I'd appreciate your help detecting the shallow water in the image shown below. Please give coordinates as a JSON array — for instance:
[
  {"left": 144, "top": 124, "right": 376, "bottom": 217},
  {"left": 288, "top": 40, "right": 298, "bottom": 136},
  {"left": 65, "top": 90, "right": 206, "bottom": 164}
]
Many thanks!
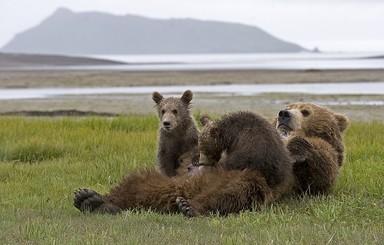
[
  {"left": 91, "top": 53, "right": 384, "bottom": 71},
  {"left": 2, "top": 52, "right": 384, "bottom": 71},
  {"left": 1, "top": 82, "right": 384, "bottom": 100}
]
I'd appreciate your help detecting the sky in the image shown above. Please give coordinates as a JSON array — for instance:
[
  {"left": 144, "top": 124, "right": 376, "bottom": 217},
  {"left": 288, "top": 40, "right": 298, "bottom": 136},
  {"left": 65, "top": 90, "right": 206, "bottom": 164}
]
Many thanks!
[{"left": 1, "top": 0, "right": 384, "bottom": 53}]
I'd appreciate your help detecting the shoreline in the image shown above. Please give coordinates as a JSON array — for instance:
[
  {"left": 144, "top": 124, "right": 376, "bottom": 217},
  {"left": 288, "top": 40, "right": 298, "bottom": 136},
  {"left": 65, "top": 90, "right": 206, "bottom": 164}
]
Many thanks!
[
  {"left": 1, "top": 69, "right": 384, "bottom": 89},
  {"left": 0, "top": 61, "right": 383, "bottom": 121}
]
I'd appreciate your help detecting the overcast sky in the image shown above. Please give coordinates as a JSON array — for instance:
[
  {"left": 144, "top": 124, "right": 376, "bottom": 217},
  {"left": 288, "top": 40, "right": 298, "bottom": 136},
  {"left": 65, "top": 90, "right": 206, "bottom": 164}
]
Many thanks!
[{"left": 1, "top": 0, "right": 384, "bottom": 52}]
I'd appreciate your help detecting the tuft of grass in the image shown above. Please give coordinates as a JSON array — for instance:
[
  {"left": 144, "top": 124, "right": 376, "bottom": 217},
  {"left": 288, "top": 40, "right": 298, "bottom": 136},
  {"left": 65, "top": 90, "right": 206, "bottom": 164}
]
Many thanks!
[{"left": 0, "top": 116, "right": 383, "bottom": 244}]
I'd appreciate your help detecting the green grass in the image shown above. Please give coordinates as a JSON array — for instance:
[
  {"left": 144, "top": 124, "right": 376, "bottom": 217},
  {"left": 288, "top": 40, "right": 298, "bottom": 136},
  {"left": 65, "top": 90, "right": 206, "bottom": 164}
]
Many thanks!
[{"left": 0, "top": 116, "right": 383, "bottom": 244}]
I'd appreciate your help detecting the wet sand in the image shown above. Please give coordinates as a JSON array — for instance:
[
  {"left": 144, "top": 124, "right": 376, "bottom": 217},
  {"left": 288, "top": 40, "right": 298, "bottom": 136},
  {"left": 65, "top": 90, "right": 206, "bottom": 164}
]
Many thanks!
[
  {"left": 1, "top": 69, "right": 384, "bottom": 88},
  {"left": 0, "top": 53, "right": 383, "bottom": 121}
]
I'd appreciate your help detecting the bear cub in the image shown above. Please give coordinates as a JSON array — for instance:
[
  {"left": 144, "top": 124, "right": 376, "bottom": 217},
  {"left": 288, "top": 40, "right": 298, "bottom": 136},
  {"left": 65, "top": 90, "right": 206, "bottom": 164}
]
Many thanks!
[
  {"left": 198, "top": 111, "right": 293, "bottom": 192},
  {"left": 152, "top": 90, "right": 199, "bottom": 176}
]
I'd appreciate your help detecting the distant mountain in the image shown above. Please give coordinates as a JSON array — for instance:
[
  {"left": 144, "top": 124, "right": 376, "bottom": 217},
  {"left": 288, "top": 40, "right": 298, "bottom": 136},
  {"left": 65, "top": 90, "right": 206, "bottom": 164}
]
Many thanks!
[{"left": 2, "top": 8, "right": 307, "bottom": 55}]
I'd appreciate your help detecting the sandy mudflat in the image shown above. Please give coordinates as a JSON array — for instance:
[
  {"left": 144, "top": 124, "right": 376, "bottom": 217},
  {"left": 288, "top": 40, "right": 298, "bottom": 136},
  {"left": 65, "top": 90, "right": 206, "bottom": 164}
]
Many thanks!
[
  {"left": 0, "top": 66, "right": 384, "bottom": 121},
  {"left": 1, "top": 69, "right": 384, "bottom": 88}
]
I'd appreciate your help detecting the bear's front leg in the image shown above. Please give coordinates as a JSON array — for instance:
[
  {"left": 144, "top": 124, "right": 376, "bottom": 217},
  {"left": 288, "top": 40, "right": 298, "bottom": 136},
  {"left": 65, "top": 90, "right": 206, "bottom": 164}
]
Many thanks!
[
  {"left": 286, "top": 136, "right": 339, "bottom": 195},
  {"left": 286, "top": 136, "right": 311, "bottom": 166},
  {"left": 73, "top": 189, "right": 121, "bottom": 214}
]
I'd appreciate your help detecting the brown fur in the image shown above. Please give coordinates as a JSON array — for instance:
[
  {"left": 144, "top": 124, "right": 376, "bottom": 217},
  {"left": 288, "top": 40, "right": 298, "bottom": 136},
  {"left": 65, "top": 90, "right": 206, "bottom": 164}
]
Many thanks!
[
  {"left": 199, "top": 111, "right": 293, "bottom": 190},
  {"left": 73, "top": 110, "right": 292, "bottom": 217},
  {"left": 175, "top": 146, "right": 200, "bottom": 176},
  {"left": 152, "top": 90, "right": 199, "bottom": 176},
  {"left": 275, "top": 102, "right": 349, "bottom": 195},
  {"left": 74, "top": 168, "right": 274, "bottom": 216}
]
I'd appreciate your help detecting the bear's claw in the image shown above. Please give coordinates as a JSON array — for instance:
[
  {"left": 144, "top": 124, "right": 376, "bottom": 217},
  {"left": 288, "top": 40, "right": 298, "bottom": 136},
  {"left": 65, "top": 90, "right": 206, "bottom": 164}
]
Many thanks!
[
  {"left": 73, "top": 188, "right": 104, "bottom": 212},
  {"left": 73, "top": 188, "right": 121, "bottom": 214},
  {"left": 176, "top": 196, "right": 196, "bottom": 217}
]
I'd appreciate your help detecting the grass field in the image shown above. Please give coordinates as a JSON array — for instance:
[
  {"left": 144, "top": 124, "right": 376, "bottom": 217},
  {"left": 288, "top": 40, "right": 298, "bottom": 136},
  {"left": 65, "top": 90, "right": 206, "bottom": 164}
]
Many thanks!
[{"left": 0, "top": 116, "right": 383, "bottom": 244}]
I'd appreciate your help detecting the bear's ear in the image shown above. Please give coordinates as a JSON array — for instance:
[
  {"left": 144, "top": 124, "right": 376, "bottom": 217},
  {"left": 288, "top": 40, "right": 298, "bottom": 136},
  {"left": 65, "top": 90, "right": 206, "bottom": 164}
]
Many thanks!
[
  {"left": 200, "top": 114, "right": 212, "bottom": 126},
  {"left": 181, "top": 90, "right": 193, "bottom": 104},
  {"left": 335, "top": 113, "right": 349, "bottom": 132},
  {"left": 152, "top": 91, "right": 163, "bottom": 104},
  {"left": 209, "top": 124, "right": 220, "bottom": 138}
]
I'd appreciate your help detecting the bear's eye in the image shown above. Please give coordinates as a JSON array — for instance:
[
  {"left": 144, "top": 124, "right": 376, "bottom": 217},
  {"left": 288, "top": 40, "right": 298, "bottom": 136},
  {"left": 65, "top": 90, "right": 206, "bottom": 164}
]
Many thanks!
[
  {"left": 172, "top": 109, "right": 178, "bottom": 115},
  {"left": 301, "top": 109, "right": 310, "bottom": 117}
]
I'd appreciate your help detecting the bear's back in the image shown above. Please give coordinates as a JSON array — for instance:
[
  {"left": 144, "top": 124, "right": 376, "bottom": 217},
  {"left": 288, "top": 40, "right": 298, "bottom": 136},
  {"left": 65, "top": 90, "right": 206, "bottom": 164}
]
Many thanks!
[{"left": 218, "top": 111, "right": 292, "bottom": 188}]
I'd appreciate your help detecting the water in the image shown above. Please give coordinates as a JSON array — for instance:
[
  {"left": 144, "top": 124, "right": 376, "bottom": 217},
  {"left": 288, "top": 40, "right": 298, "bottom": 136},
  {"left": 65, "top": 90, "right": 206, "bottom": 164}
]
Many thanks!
[
  {"left": 1, "top": 82, "right": 384, "bottom": 100},
  {"left": 90, "top": 52, "right": 384, "bottom": 70},
  {"left": 2, "top": 52, "right": 384, "bottom": 71}
]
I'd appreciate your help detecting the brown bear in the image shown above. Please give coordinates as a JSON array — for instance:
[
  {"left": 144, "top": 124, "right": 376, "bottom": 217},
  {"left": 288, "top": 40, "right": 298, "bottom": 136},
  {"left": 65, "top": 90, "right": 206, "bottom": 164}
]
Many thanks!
[
  {"left": 197, "top": 111, "right": 293, "bottom": 194},
  {"left": 74, "top": 168, "right": 272, "bottom": 216},
  {"left": 73, "top": 111, "right": 292, "bottom": 217},
  {"left": 275, "top": 102, "right": 349, "bottom": 195},
  {"left": 152, "top": 90, "right": 199, "bottom": 177},
  {"left": 175, "top": 148, "right": 201, "bottom": 176}
]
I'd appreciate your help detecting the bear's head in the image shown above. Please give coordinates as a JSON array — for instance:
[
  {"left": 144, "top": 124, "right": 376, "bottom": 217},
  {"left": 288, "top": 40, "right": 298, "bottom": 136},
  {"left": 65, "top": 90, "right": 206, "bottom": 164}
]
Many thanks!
[
  {"left": 276, "top": 102, "right": 349, "bottom": 164},
  {"left": 175, "top": 147, "right": 200, "bottom": 176},
  {"left": 198, "top": 114, "right": 224, "bottom": 166},
  {"left": 152, "top": 90, "right": 193, "bottom": 133}
]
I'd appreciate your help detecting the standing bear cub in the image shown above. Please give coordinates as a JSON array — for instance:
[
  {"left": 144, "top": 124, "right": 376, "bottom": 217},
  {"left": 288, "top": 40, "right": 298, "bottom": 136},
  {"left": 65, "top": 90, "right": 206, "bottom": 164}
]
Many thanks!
[
  {"left": 276, "top": 102, "right": 349, "bottom": 195},
  {"left": 152, "top": 90, "right": 199, "bottom": 176}
]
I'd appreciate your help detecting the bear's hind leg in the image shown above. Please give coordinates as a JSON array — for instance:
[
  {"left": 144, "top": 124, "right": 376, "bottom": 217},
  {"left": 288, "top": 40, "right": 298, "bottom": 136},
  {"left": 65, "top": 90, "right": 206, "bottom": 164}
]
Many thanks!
[
  {"left": 182, "top": 170, "right": 273, "bottom": 216},
  {"left": 73, "top": 189, "right": 121, "bottom": 214},
  {"left": 176, "top": 196, "right": 196, "bottom": 217}
]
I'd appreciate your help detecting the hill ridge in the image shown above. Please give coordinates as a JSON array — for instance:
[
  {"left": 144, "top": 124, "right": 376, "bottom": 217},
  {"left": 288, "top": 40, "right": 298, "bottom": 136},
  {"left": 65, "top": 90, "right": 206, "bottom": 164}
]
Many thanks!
[{"left": 2, "top": 8, "right": 307, "bottom": 55}]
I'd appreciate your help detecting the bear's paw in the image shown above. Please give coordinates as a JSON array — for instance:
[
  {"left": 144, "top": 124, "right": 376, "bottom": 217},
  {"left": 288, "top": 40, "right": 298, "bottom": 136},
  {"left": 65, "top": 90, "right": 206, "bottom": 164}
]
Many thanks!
[
  {"left": 176, "top": 196, "right": 196, "bottom": 217},
  {"left": 73, "top": 188, "right": 120, "bottom": 214}
]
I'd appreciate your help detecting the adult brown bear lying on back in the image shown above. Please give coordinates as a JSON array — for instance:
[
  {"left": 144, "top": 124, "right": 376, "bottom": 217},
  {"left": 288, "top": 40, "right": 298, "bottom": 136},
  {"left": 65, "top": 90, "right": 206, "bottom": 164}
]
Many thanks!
[
  {"left": 73, "top": 111, "right": 293, "bottom": 217},
  {"left": 275, "top": 102, "right": 349, "bottom": 195}
]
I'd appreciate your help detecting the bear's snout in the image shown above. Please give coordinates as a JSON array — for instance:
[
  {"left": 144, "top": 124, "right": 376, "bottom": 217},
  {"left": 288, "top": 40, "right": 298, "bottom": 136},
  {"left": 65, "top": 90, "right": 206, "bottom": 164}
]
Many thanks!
[
  {"left": 277, "top": 109, "right": 295, "bottom": 135},
  {"left": 163, "top": 120, "right": 171, "bottom": 128},
  {"left": 278, "top": 110, "right": 291, "bottom": 123}
]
